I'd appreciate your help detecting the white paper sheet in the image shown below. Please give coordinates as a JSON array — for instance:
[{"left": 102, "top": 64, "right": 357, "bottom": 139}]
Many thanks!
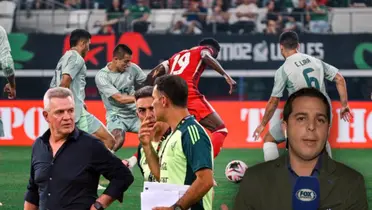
[
  {"left": 141, "top": 191, "right": 180, "bottom": 210},
  {"left": 141, "top": 182, "right": 191, "bottom": 210},
  {"left": 143, "top": 181, "right": 190, "bottom": 194}
]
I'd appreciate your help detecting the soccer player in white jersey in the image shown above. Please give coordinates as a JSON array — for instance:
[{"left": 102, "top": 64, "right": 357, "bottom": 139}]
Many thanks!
[
  {"left": 0, "top": 25, "right": 16, "bottom": 136},
  {"left": 253, "top": 31, "right": 352, "bottom": 162},
  {"left": 95, "top": 44, "right": 147, "bottom": 152},
  {"left": 50, "top": 29, "right": 115, "bottom": 151}
]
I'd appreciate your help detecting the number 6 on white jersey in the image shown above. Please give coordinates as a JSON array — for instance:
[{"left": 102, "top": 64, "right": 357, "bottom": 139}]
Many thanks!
[{"left": 170, "top": 52, "right": 191, "bottom": 75}]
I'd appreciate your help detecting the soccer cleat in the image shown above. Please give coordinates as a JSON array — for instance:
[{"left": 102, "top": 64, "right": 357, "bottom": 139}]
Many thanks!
[
  {"left": 122, "top": 159, "right": 130, "bottom": 167},
  {"left": 97, "top": 184, "right": 106, "bottom": 190}
]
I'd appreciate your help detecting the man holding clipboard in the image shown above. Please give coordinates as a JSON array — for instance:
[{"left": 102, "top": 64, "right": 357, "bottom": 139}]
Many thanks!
[{"left": 139, "top": 75, "right": 214, "bottom": 210}]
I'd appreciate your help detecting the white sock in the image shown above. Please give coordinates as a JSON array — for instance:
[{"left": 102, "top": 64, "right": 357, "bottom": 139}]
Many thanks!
[
  {"left": 325, "top": 141, "right": 332, "bottom": 158},
  {"left": 127, "top": 156, "right": 138, "bottom": 168},
  {"left": 263, "top": 142, "right": 279, "bottom": 162}
]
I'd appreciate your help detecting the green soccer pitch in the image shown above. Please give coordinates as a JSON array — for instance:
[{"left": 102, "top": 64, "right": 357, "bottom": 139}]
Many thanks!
[{"left": 0, "top": 147, "right": 371, "bottom": 209}]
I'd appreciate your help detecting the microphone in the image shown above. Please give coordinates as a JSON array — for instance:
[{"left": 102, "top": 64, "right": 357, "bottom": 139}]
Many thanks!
[{"left": 292, "top": 176, "right": 320, "bottom": 210}]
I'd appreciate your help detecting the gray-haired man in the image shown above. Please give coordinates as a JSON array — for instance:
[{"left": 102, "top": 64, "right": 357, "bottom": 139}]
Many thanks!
[{"left": 24, "top": 87, "right": 134, "bottom": 210}]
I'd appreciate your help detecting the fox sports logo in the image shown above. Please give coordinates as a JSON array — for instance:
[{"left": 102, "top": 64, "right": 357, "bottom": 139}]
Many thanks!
[{"left": 295, "top": 189, "right": 317, "bottom": 202}]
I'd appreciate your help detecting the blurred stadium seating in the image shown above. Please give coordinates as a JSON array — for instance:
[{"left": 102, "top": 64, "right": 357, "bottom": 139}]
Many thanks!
[
  {"left": 0, "top": 1, "right": 372, "bottom": 209},
  {"left": 10, "top": 7, "right": 372, "bottom": 34},
  {"left": 8, "top": 0, "right": 372, "bottom": 34}
]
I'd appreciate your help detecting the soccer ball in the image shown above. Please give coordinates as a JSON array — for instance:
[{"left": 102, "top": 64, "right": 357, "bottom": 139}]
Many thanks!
[{"left": 225, "top": 160, "right": 248, "bottom": 183}]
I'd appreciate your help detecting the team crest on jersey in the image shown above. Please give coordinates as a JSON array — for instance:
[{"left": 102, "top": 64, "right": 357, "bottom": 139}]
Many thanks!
[
  {"left": 120, "top": 87, "right": 130, "bottom": 94},
  {"left": 171, "top": 141, "right": 177, "bottom": 151},
  {"left": 161, "top": 162, "right": 167, "bottom": 170},
  {"left": 111, "top": 115, "right": 118, "bottom": 122}
]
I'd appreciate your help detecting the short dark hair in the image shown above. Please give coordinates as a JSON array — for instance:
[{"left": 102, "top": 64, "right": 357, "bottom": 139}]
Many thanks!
[
  {"left": 113, "top": 44, "right": 132, "bottom": 59},
  {"left": 279, "top": 31, "right": 299, "bottom": 50},
  {"left": 283, "top": 87, "right": 331, "bottom": 123},
  {"left": 199, "top": 38, "right": 221, "bottom": 52},
  {"left": 69, "top": 29, "right": 91, "bottom": 48},
  {"left": 154, "top": 75, "right": 188, "bottom": 108},
  {"left": 134, "top": 86, "right": 154, "bottom": 101}
]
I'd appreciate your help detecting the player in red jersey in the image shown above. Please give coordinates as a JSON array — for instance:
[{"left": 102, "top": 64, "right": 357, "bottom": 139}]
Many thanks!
[{"left": 146, "top": 38, "right": 237, "bottom": 159}]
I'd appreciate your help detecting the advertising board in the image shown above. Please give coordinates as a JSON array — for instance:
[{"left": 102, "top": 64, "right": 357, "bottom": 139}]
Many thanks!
[{"left": 0, "top": 101, "right": 371, "bottom": 148}]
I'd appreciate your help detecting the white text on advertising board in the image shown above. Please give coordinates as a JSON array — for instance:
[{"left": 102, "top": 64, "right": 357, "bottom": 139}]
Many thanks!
[
  {"left": 336, "top": 108, "right": 372, "bottom": 143},
  {"left": 1, "top": 106, "right": 372, "bottom": 145},
  {"left": 240, "top": 108, "right": 372, "bottom": 144},
  {"left": 218, "top": 42, "right": 324, "bottom": 62},
  {"left": 0, "top": 107, "right": 48, "bottom": 140}
]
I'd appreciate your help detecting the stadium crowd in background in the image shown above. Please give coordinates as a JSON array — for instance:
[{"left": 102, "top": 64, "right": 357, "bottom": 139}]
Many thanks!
[
  {"left": 24, "top": 0, "right": 372, "bottom": 10},
  {"left": 22, "top": 0, "right": 372, "bottom": 34}
]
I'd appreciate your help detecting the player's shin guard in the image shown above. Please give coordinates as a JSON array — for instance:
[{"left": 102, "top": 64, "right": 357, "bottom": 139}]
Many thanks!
[
  {"left": 263, "top": 142, "right": 279, "bottom": 162},
  {"left": 325, "top": 140, "right": 332, "bottom": 158},
  {"left": 211, "top": 126, "right": 228, "bottom": 158}
]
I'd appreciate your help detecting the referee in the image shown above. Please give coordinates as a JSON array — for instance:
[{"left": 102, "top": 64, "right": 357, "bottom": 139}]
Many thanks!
[{"left": 139, "top": 75, "right": 214, "bottom": 210}]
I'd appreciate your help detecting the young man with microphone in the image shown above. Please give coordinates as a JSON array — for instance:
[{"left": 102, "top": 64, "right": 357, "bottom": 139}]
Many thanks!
[{"left": 225, "top": 88, "right": 368, "bottom": 210}]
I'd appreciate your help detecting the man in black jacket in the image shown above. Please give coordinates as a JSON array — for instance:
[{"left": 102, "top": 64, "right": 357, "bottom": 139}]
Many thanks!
[{"left": 24, "top": 87, "right": 134, "bottom": 210}]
